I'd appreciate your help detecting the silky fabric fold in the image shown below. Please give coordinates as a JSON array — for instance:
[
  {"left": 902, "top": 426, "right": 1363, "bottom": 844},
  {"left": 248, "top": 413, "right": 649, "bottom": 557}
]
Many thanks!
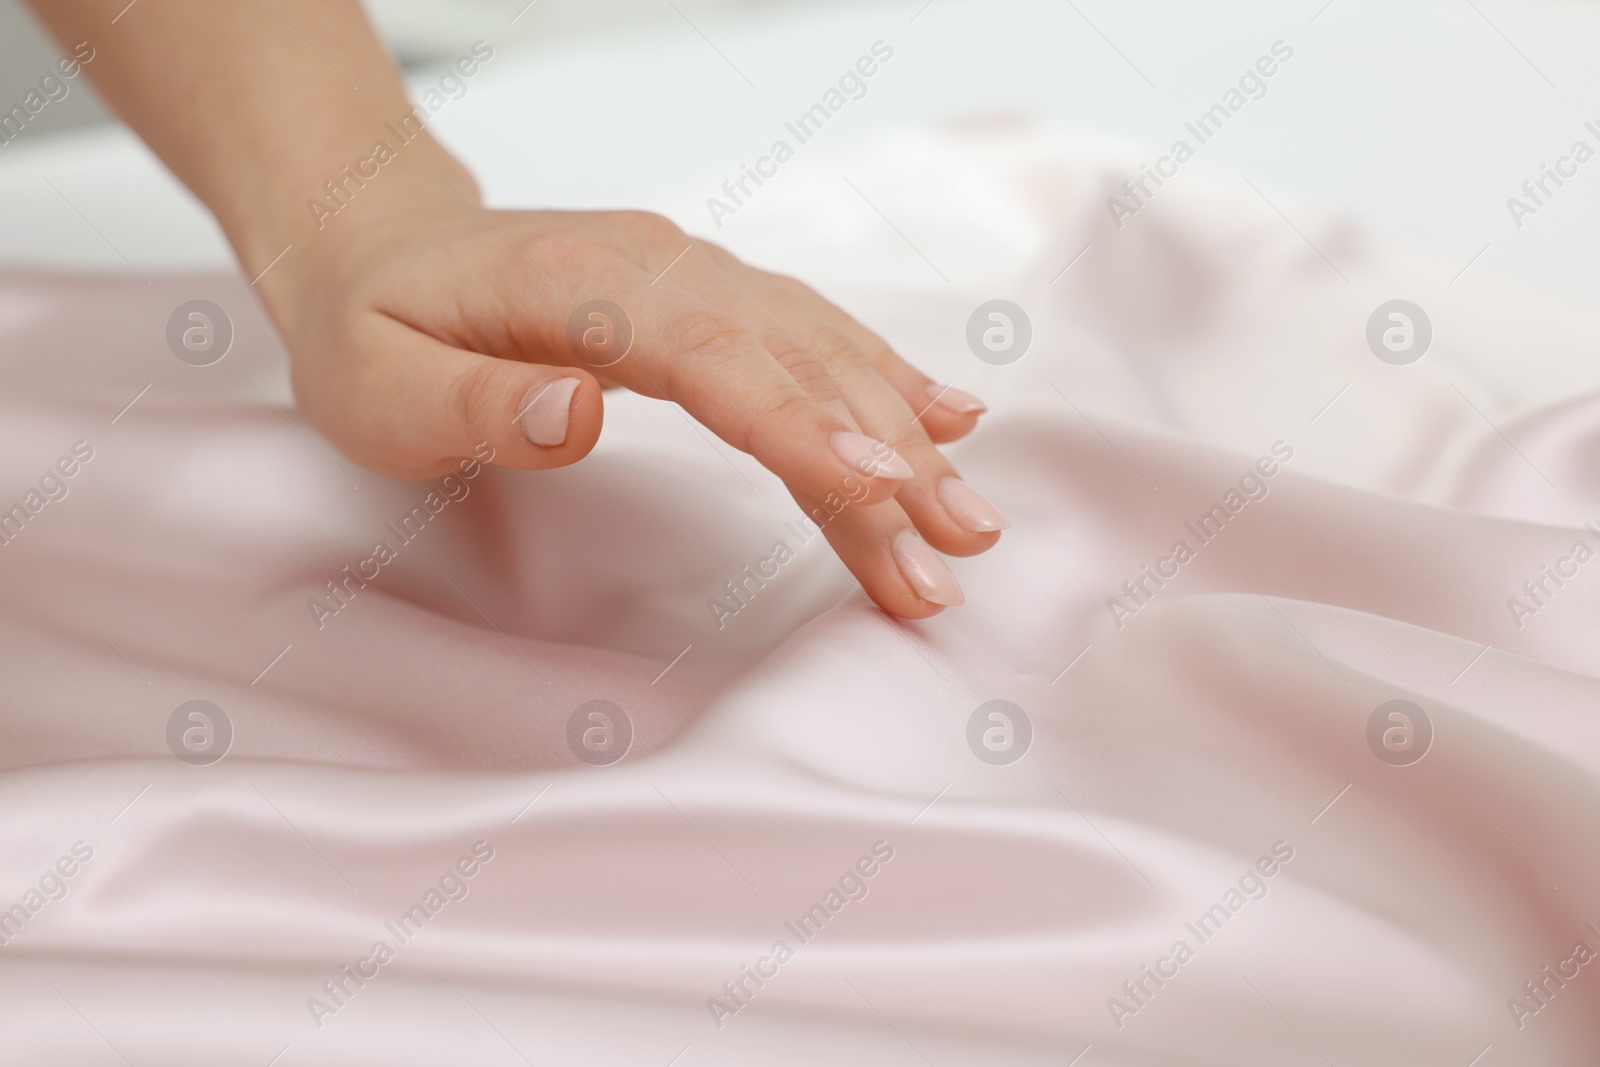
[{"left": 0, "top": 118, "right": 1597, "bottom": 1065}]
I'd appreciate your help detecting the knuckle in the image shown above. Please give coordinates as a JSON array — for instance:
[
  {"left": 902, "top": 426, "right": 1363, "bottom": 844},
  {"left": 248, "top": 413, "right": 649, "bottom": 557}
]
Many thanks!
[
  {"left": 778, "top": 351, "right": 843, "bottom": 405},
  {"left": 781, "top": 276, "right": 823, "bottom": 304},
  {"left": 618, "top": 210, "right": 683, "bottom": 247},
  {"left": 698, "top": 240, "right": 742, "bottom": 270},
  {"left": 669, "top": 310, "right": 753, "bottom": 363},
  {"left": 445, "top": 359, "right": 502, "bottom": 433},
  {"left": 807, "top": 325, "right": 861, "bottom": 367},
  {"left": 754, "top": 390, "right": 819, "bottom": 435},
  {"left": 886, "top": 418, "right": 930, "bottom": 454},
  {"left": 518, "top": 228, "right": 585, "bottom": 266}
]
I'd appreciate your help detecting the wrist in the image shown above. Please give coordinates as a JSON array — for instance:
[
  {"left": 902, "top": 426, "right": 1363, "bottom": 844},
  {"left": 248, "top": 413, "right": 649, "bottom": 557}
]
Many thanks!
[{"left": 232, "top": 133, "right": 481, "bottom": 336}]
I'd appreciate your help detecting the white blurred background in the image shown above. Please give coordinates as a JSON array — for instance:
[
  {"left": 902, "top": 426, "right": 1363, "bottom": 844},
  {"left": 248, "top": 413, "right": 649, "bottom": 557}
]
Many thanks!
[
  {"left": 3, "top": 0, "right": 1600, "bottom": 308},
  {"left": 0, "top": 0, "right": 818, "bottom": 132}
]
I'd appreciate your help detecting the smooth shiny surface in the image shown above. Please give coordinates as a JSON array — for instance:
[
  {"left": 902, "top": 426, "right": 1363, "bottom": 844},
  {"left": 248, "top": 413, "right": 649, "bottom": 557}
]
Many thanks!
[
  {"left": 3, "top": 120, "right": 1600, "bottom": 1064},
  {"left": 927, "top": 382, "right": 988, "bottom": 415},
  {"left": 890, "top": 528, "right": 966, "bottom": 605},
  {"left": 829, "top": 430, "right": 913, "bottom": 480},
  {"left": 936, "top": 476, "right": 1009, "bottom": 532},
  {"left": 519, "top": 376, "right": 581, "bottom": 446}
]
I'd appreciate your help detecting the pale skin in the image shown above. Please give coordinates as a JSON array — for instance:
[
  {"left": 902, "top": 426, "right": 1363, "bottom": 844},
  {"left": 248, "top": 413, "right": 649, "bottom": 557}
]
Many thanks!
[{"left": 25, "top": 0, "right": 1007, "bottom": 618}]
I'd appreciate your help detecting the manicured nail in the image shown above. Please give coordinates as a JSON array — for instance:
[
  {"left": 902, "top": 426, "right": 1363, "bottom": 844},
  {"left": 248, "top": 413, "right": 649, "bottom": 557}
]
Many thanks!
[
  {"left": 831, "top": 431, "right": 913, "bottom": 480},
  {"left": 926, "top": 383, "right": 987, "bottom": 415},
  {"left": 891, "top": 529, "right": 965, "bottom": 606},
  {"left": 937, "top": 477, "right": 1009, "bottom": 532},
  {"left": 520, "top": 377, "right": 582, "bottom": 446}
]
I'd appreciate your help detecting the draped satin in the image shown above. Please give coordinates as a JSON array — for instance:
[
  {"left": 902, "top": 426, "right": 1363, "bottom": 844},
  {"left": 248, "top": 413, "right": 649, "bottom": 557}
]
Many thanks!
[{"left": 2, "top": 118, "right": 1598, "bottom": 1065}]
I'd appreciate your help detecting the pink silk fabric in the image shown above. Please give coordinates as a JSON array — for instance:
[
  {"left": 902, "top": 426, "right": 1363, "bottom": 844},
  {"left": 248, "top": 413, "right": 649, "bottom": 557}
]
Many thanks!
[{"left": 2, "top": 120, "right": 1599, "bottom": 1064}]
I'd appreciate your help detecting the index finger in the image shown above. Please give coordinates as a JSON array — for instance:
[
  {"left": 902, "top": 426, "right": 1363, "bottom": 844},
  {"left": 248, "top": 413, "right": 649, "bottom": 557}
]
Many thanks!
[{"left": 567, "top": 280, "right": 916, "bottom": 506}]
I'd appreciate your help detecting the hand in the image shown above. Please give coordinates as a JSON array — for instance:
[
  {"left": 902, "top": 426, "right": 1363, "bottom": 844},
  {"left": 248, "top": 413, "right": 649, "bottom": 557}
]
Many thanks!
[
  {"left": 18, "top": 0, "right": 1005, "bottom": 620},
  {"left": 264, "top": 186, "right": 1009, "bottom": 619}
]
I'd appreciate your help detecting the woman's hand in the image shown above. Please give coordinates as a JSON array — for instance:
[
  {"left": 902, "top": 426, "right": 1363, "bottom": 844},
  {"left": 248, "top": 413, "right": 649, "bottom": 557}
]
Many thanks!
[
  {"left": 267, "top": 188, "right": 1008, "bottom": 618},
  {"left": 22, "top": 0, "right": 1007, "bottom": 618}
]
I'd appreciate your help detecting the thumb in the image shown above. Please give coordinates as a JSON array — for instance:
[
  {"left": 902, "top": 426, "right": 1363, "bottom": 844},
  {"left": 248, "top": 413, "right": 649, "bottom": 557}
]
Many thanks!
[{"left": 301, "top": 317, "right": 603, "bottom": 479}]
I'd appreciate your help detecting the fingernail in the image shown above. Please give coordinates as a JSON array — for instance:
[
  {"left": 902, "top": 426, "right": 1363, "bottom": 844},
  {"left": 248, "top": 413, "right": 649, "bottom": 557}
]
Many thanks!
[
  {"left": 891, "top": 529, "right": 965, "bottom": 606},
  {"left": 937, "top": 477, "right": 1009, "bottom": 532},
  {"left": 830, "top": 431, "right": 913, "bottom": 480},
  {"left": 520, "top": 377, "right": 582, "bottom": 447},
  {"left": 926, "top": 383, "right": 987, "bottom": 415}
]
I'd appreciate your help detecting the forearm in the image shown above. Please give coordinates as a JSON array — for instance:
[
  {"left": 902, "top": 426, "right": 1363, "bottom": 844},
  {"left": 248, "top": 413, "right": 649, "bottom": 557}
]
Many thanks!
[{"left": 21, "top": 0, "right": 475, "bottom": 291}]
